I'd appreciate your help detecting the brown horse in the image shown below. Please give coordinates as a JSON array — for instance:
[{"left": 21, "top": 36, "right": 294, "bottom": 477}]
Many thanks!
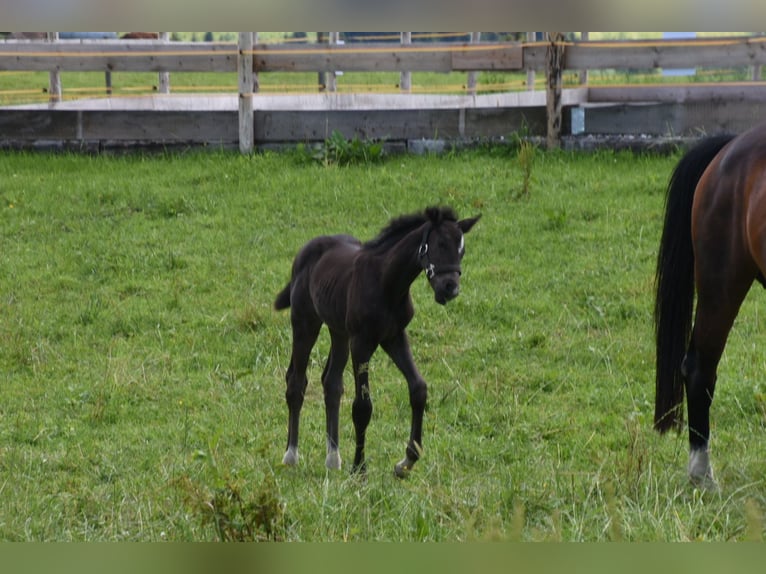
[
  {"left": 654, "top": 123, "right": 766, "bottom": 489},
  {"left": 275, "top": 206, "right": 479, "bottom": 477}
]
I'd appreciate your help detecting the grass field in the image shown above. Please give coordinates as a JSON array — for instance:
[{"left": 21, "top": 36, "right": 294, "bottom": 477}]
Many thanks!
[{"left": 1, "top": 146, "right": 766, "bottom": 541}]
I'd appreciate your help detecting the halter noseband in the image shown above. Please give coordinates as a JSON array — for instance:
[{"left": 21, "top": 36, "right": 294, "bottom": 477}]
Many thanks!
[{"left": 417, "top": 223, "right": 463, "bottom": 279}]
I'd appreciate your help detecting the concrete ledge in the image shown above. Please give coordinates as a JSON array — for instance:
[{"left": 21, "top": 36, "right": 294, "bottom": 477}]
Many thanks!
[{"left": 4, "top": 89, "right": 589, "bottom": 112}]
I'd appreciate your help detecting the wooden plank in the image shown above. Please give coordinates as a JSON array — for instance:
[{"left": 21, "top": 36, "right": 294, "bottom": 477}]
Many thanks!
[
  {"left": 681, "top": 101, "right": 766, "bottom": 134},
  {"left": 254, "top": 109, "right": 462, "bottom": 142},
  {"left": 0, "top": 110, "right": 236, "bottom": 142},
  {"left": 0, "top": 40, "right": 524, "bottom": 74},
  {"left": 520, "top": 36, "right": 766, "bottom": 71},
  {"left": 0, "top": 41, "right": 238, "bottom": 72},
  {"left": 564, "top": 36, "right": 766, "bottom": 70},
  {"left": 463, "top": 107, "right": 547, "bottom": 137},
  {"left": 254, "top": 42, "right": 454, "bottom": 72},
  {"left": 3, "top": 37, "right": 766, "bottom": 75},
  {"left": 0, "top": 110, "right": 79, "bottom": 138},
  {"left": 588, "top": 83, "right": 766, "bottom": 103},
  {"left": 580, "top": 104, "right": 684, "bottom": 136},
  {"left": 452, "top": 44, "right": 522, "bottom": 71},
  {"left": 254, "top": 106, "right": 552, "bottom": 142},
  {"left": 80, "top": 111, "right": 237, "bottom": 141},
  {"left": 579, "top": 100, "right": 766, "bottom": 136}
]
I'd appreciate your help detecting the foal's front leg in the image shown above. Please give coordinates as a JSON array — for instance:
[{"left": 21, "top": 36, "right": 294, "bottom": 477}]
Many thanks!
[{"left": 382, "top": 332, "right": 427, "bottom": 478}]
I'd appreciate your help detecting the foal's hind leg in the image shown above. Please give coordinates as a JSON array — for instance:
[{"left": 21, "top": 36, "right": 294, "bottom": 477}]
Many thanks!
[
  {"left": 322, "top": 330, "right": 349, "bottom": 470},
  {"left": 684, "top": 272, "right": 753, "bottom": 489},
  {"left": 350, "top": 336, "right": 377, "bottom": 473},
  {"left": 283, "top": 314, "right": 322, "bottom": 467}
]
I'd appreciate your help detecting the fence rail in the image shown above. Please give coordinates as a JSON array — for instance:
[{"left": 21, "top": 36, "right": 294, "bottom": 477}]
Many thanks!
[
  {"left": 3, "top": 36, "right": 765, "bottom": 72},
  {"left": 1, "top": 34, "right": 766, "bottom": 152},
  {"left": 0, "top": 40, "right": 524, "bottom": 73}
]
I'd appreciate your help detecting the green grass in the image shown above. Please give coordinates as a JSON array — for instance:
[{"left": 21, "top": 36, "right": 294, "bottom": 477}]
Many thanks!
[{"left": 1, "top": 147, "right": 765, "bottom": 541}]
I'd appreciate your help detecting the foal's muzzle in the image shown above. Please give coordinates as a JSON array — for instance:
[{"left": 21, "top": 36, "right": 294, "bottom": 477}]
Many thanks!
[{"left": 432, "top": 272, "right": 461, "bottom": 305}]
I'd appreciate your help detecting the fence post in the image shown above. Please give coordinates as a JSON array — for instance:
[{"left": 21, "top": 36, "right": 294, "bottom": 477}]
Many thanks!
[
  {"left": 467, "top": 32, "right": 481, "bottom": 95},
  {"left": 317, "top": 32, "right": 327, "bottom": 91},
  {"left": 579, "top": 32, "right": 589, "bottom": 85},
  {"left": 253, "top": 32, "right": 260, "bottom": 93},
  {"left": 46, "top": 32, "right": 62, "bottom": 105},
  {"left": 327, "top": 32, "right": 339, "bottom": 92},
  {"left": 238, "top": 32, "right": 254, "bottom": 154},
  {"left": 526, "top": 32, "right": 536, "bottom": 90},
  {"left": 400, "top": 32, "right": 412, "bottom": 93},
  {"left": 159, "top": 32, "right": 171, "bottom": 94},
  {"left": 546, "top": 32, "right": 565, "bottom": 150}
]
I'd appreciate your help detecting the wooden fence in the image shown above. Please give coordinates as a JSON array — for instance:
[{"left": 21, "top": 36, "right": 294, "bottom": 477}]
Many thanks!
[{"left": 1, "top": 33, "right": 766, "bottom": 153}]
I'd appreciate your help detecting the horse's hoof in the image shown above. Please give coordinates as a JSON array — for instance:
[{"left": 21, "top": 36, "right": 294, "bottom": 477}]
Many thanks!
[
  {"left": 690, "top": 473, "right": 719, "bottom": 493},
  {"left": 688, "top": 448, "right": 717, "bottom": 492},
  {"left": 325, "top": 451, "right": 342, "bottom": 470},
  {"left": 282, "top": 447, "right": 299, "bottom": 466}
]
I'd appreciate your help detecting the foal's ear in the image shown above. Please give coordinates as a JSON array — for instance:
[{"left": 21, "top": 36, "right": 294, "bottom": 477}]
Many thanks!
[{"left": 458, "top": 214, "right": 481, "bottom": 234}]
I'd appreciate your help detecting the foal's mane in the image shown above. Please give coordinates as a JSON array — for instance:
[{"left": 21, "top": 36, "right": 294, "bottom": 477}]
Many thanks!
[{"left": 363, "top": 206, "right": 458, "bottom": 253}]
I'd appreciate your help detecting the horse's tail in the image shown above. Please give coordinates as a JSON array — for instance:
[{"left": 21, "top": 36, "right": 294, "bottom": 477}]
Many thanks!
[
  {"left": 274, "top": 282, "right": 291, "bottom": 310},
  {"left": 654, "top": 134, "right": 734, "bottom": 433}
]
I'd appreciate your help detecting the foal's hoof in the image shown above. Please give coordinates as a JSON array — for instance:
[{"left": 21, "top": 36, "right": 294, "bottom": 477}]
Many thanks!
[
  {"left": 394, "top": 457, "right": 415, "bottom": 479},
  {"left": 325, "top": 451, "right": 342, "bottom": 470},
  {"left": 282, "top": 447, "right": 299, "bottom": 466}
]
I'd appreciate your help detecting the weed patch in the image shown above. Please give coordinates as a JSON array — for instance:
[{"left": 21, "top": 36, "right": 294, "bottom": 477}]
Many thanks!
[{"left": 297, "top": 130, "right": 386, "bottom": 166}]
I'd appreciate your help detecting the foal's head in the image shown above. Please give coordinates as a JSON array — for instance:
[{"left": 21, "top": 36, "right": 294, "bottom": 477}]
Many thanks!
[{"left": 418, "top": 207, "right": 480, "bottom": 305}]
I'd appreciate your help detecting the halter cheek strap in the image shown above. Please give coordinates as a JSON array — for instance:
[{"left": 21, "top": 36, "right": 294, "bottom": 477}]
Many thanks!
[{"left": 417, "top": 224, "right": 462, "bottom": 279}]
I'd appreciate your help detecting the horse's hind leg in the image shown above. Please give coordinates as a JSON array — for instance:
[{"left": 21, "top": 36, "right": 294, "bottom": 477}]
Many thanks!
[
  {"left": 283, "top": 314, "right": 322, "bottom": 467},
  {"left": 322, "top": 330, "right": 349, "bottom": 470},
  {"left": 684, "top": 273, "right": 752, "bottom": 489}
]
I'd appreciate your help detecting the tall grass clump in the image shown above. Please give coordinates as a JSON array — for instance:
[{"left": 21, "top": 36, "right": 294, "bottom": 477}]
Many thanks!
[
  {"left": 297, "top": 130, "right": 386, "bottom": 166},
  {"left": 516, "top": 140, "right": 536, "bottom": 199}
]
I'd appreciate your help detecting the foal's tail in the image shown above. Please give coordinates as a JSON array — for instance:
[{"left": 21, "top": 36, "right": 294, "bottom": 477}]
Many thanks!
[
  {"left": 654, "top": 134, "right": 734, "bottom": 433},
  {"left": 274, "top": 283, "right": 291, "bottom": 310},
  {"left": 274, "top": 234, "right": 353, "bottom": 312}
]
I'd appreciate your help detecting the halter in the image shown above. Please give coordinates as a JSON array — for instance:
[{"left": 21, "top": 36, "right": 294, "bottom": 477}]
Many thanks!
[{"left": 417, "top": 223, "right": 463, "bottom": 279}]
